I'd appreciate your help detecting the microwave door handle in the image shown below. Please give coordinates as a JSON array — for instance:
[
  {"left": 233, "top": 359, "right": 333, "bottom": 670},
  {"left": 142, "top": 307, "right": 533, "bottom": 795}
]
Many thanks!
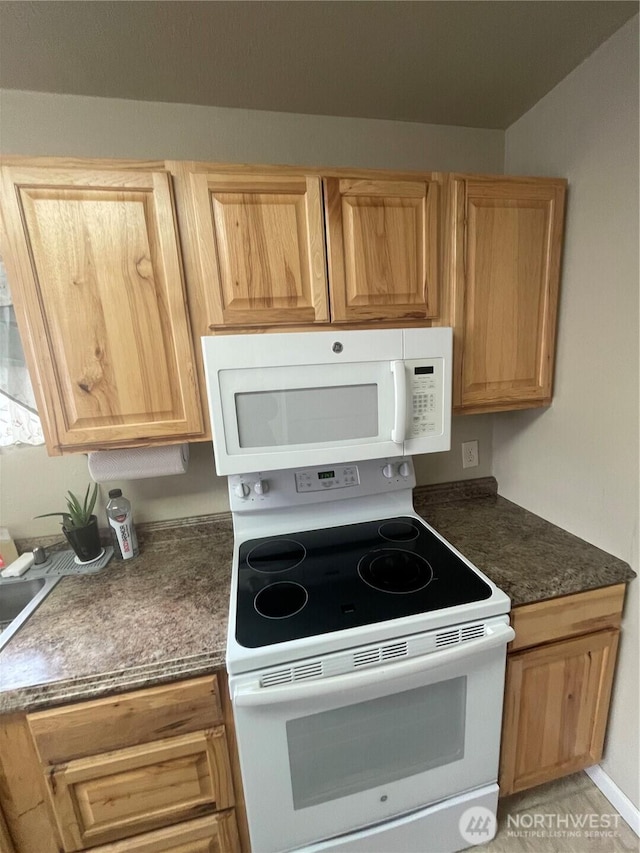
[
  {"left": 233, "top": 622, "right": 515, "bottom": 708},
  {"left": 391, "top": 360, "right": 407, "bottom": 444}
]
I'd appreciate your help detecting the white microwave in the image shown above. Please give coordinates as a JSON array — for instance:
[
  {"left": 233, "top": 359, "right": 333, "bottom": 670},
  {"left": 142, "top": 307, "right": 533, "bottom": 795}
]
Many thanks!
[{"left": 202, "top": 327, "right": 452, "bottom": 475}]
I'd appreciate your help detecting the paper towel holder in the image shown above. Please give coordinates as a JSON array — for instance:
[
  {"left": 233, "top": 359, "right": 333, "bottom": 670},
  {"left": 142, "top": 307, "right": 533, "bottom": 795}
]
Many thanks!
[{"left": 87, "top": 443, "right": 190, "bottom": 483}]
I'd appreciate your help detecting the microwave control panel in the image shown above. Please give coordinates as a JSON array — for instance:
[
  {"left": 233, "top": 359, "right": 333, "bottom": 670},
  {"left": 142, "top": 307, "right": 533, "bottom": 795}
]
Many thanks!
[{"left": 406, "top": 358, "right": 444, "bottom": 438}]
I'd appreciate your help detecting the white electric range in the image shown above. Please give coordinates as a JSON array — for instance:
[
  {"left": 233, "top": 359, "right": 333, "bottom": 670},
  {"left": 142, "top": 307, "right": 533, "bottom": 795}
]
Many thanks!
[{"left": 224, "top": 457, "right": 513, "bottom": 853}]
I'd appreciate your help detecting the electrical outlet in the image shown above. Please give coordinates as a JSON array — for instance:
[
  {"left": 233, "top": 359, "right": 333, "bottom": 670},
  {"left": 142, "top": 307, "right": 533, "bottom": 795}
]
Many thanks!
[{"left": 462, "top": 440, "right": 479, "bottom": 469}]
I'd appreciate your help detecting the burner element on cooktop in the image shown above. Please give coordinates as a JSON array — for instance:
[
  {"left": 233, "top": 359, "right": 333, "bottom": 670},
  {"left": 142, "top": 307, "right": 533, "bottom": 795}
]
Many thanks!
[
  {"left": 254, "top": 582, "right": 309, "bottom": 619},
  {"left": 378, "top": 520, "right": 421, "bottom": 542},
  {"left": 247, "top": 539, "right": 306, "bottom": 573},
  {"left": 358, "top": 549, "right": 433, "bottom": 594}
]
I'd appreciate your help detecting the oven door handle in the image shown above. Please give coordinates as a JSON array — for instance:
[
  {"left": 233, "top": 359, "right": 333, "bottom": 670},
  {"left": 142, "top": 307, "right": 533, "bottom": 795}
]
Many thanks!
[
  {"left": 390, "top": 360, "right": 407, "bottom": 444},
  {"left": 233, "top": 622, "right": 515, "bottom": 707}
]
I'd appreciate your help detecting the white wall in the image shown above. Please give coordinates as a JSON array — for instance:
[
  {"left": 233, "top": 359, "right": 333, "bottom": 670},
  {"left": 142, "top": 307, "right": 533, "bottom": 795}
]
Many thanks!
[
  {"left": 495, "top": 16, "right": 639, "bottom": 808},
  {"left": 0, "top": 91, "right": 503, "bottom": 537}
]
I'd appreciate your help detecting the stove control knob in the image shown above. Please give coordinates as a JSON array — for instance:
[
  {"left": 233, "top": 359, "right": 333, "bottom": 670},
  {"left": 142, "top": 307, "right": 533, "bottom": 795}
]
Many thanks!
[
  {"left": 254, "top": 479, "right": 268, "bottom": 495},
  {"left": 234, "top": 482, "right": 250, "bottom": 499},
  {"left": 398, "top": 462, "right": 411, "bottom": 478},
  {"left": 382, "top": 463, "right": 396, "bottom": 479}
]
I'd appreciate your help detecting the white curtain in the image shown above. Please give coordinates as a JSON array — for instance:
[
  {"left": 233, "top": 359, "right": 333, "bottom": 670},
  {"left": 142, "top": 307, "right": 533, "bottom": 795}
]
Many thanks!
[{"left": 0, "top": 258, "right": 44, "bottom": 447}]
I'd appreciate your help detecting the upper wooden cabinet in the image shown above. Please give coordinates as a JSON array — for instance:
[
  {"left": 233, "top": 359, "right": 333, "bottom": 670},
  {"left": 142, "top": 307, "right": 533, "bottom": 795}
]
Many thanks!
[
  {"left": 0, "top": 158, "right": 569, "bottom": 454},
  {"left": 324, "top": 177, "right": 440, "bottom": 323},
  {"left": 174, "top": 164, "right": 442, "bottom": 332},
  {"left": 181, "top": 167, "right": 329, "bottom": 328},
  {"left": 446, "top": 176, "right": 566, "bottom": 414},
  {"left": 0, "top": 163, "right": 204, "bottom": 454}
]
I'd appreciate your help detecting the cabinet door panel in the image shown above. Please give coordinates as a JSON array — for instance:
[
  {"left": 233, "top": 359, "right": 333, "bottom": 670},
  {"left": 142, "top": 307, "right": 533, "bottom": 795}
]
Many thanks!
[
  {"left": 188, "top": 172, "right": 328, "bottom": 327},
  {"left": 449, "top": 177, "right": 566, "bottom": 412},
  {"left": 48, "top": 728, "right": 234, "bottom": 850},
  {"left": 499, "top": 628, "right": 619, "bottom": 796},
  {"left": 325, "top": 177, "right": 440, "bottom": 323},
  {"left": 0, "top": 166, "right": 203, "bottom": 451}
]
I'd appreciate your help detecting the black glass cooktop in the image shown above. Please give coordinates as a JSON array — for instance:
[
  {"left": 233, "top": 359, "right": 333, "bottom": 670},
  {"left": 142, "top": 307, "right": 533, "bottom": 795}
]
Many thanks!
[{"left": 235, "top": 516, "right": 492, "bottom": 648}]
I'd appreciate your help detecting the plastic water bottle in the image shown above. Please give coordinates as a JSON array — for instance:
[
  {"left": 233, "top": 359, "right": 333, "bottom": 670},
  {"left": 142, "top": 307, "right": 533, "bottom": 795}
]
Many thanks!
[{"left": 106, "top": 489, "right": 139, "bottom": 560}]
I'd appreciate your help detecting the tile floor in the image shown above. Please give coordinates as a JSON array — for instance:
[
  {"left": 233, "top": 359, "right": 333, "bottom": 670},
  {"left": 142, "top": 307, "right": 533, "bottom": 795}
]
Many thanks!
[{"left": 470, "top": 772, "right": 639, "bottom": 852}]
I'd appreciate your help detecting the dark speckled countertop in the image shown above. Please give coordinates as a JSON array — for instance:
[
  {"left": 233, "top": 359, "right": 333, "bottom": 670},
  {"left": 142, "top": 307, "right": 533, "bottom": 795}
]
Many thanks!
[
  {"left": 0, "top": 478, "right": 634, "bottom": 714},
  {"left": 413, "top": 479, "right": 634, "bottom": 605}
]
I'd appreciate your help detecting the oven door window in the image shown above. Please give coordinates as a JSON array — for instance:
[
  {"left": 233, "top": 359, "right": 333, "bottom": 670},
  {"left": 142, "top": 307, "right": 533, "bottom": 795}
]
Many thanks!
[{"left": 286, "top": 676, "right": 466, "bottom": 810}]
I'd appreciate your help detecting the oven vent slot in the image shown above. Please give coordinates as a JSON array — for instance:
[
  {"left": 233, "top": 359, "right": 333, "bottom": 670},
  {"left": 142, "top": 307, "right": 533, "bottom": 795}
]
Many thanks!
[
  {"left": 353, "top": 649, "right": 381, "bottom": 667},
  {"left": 353, "top": 640, "right": 408, "bottom": 668},
  {"left": 435, "top": 629, "right": 461, "bottom": 648},
  {"left": 259, "top": 661, "right": 323, "bottom": 688},
  {"left": 293, "top": 661, "right": 324, "bottom": 680},
  {"left": 381, "top": 641, "right": 408, "bottom": 660},
  {"left": 260, "top": 669, "right": 293, "bottom": 687},
  {"left": 435, "top": 623, "right": 486, "bottom": 649},
  {"left": 461, "top": 624, "right": 485, "bottom": 641}
]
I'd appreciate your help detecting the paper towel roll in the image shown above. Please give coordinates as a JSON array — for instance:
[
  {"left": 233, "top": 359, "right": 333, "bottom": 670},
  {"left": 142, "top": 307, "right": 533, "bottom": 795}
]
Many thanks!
[{"left": 88, "top": 444, "right": 190, "bottom": 483}]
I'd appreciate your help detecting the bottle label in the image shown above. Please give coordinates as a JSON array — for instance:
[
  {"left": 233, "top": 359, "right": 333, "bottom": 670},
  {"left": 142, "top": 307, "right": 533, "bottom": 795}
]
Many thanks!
[{"left": 108, "top": 514, "right": 136, "bottom": 560}]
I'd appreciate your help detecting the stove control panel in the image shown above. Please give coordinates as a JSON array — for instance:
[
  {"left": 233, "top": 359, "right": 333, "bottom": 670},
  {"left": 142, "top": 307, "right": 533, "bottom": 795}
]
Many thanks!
[
  {"left": 228, "top": 458, "right": 417, "bottom": 518},
  {"left": 295, "top": 465, "right": 360, "bottom": 492}
]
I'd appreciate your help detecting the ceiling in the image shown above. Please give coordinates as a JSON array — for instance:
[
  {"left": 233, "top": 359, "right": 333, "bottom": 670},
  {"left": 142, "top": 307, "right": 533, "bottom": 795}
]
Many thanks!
[{"left": 0, "top": 1, "right": 637, "bottom": 130}]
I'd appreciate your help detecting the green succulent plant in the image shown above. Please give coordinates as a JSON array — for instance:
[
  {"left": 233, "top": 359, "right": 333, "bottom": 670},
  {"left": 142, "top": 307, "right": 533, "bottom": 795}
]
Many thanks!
[{"left": 36, "top": 483, "right": 99, "bottom": 530}]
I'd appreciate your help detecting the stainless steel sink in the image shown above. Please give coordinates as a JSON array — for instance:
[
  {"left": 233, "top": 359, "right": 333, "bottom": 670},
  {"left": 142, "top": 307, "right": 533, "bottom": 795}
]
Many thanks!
[{"left": 0, "top": 576, "right": 61, "bottom": 650}]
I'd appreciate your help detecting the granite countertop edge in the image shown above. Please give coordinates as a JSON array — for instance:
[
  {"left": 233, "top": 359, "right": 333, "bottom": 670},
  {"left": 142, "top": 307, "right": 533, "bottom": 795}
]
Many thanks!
[
  {"left": 1, "top": 477, "right": 634, "bottom": 715},
  {"left": 0, "top": 653, "right": 226, "bottom": 716}
]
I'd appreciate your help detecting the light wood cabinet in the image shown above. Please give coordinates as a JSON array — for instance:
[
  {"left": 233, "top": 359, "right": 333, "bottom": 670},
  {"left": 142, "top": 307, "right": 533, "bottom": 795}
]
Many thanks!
[
  {"left": 446, "top": 175, "right": 566, "bottom": 414},
  {"left": 0, "top": 162, "right": 204, "bottom": 455},
  {"left": 176, "top": 165, "right": 442, "bottom": 332},
  {"left": 89, "top": 813, "right": 240, "bottom": 852},
  {"left": 179, "top": 166, "right": 329, "bottom": 328},
  {"left": 0, "top": 157, "right": 570, "bottom": 454},
  {"left": 500, "top": 584, "right": 624, "bottom": 796},
  {"left": 324, "top": 176, "right": 440, "bottom": 323},
  {"left": 0, "top": 675, "right": 246, "bottom": 853},
  {"left": 48, "top": 728, "right": 234, "bottom": 849}
]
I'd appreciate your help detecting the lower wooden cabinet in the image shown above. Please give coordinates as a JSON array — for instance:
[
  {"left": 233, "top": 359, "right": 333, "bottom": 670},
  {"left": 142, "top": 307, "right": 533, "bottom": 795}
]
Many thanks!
[
  {"left": 89, "top": 812, "right": 240, "bottom": 853},
  {"left": 500, "top": 584, "right": 625, "bottom": 796},
  {"left": 0, "top": 674, "right": 247, "bottom": 853},
  {"left": 48, "top": 727, "right": 234, "bottom": 849}
]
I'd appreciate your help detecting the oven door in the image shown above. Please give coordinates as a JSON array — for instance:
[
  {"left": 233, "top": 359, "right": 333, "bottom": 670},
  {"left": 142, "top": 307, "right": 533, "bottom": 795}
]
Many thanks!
[{"left": 230, "top": 620, "right": 513, "bottom": 853}]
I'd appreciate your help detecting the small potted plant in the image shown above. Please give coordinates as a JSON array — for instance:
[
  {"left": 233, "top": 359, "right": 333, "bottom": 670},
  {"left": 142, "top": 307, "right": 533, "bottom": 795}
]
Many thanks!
[{"left": 37, "top": 483, "right": 102, "bottom": 563}]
